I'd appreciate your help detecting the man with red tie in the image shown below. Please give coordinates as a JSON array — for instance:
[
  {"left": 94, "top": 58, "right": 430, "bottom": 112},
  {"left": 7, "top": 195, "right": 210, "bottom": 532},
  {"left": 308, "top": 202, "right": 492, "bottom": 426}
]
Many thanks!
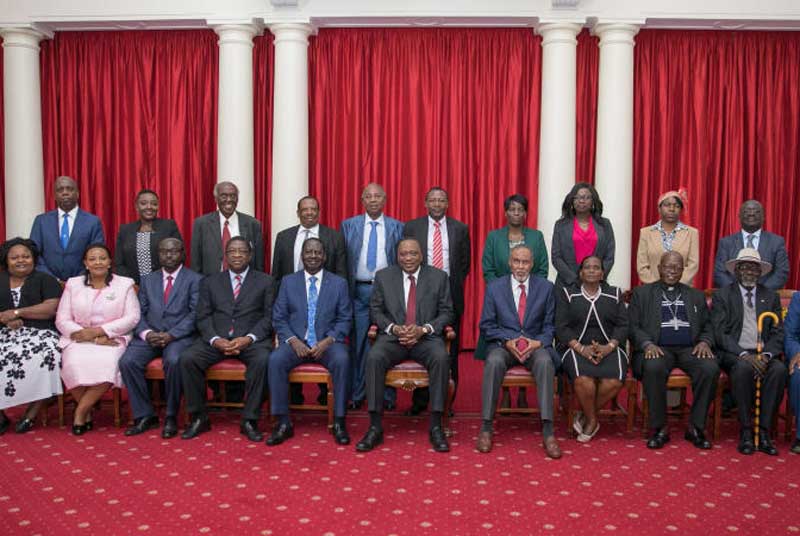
[
  {"left": 356, "top": 238, "right": 454, "bottom": 453},
  {"left": 476, "top": 245, "right": 561, "bottom": 458}
]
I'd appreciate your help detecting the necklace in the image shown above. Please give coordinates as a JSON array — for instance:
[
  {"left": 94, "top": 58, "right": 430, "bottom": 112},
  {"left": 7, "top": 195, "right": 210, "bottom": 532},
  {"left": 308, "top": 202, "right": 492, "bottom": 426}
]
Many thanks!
[
  {"left": 662, "top": 290, "right": 682, "bottom": 331},
  {"left": 581, "top": 285, "right": 600, "bottom": 301}
]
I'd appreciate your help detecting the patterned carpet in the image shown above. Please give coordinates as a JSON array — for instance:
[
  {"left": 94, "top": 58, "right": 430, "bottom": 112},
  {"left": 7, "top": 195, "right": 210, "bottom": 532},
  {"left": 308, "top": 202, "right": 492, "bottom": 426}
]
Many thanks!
[{"left": 1, "top": 408, "right": 799, "bottom": 536}]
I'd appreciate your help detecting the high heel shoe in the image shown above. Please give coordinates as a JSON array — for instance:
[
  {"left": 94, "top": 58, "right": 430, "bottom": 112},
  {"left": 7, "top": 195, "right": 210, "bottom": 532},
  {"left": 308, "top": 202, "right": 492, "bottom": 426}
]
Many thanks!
[
  {"left": 15, "top": 418, "right": 35, "bottom": 434},
  {"left": 71, "top": 423, "right": 89, "bottom": 436}
]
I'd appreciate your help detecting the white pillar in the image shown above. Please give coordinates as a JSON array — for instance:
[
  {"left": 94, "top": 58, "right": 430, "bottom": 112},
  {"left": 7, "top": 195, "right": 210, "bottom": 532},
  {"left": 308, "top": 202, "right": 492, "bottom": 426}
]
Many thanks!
[
  {"left": 536, "top": 22, "right": 582, "bottom": 281},
  {"left": 2, "top": 27, "right": 47, "bottom": 239},
  {"left": 592, "top": 22, "right": 640, "bottom": 289},
  {"left": 269, "top": 22, "right": 312, "bottom": 252},
  {"left": 215, "top": 24, "right": 259, "bottom": 215}
]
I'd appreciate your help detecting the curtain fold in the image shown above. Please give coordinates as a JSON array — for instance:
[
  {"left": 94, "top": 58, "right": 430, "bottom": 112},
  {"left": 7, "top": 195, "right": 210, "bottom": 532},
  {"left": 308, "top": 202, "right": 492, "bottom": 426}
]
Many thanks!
[
  {"left": 39, "top": 30, "right": 219, "bottom": 258},
  {"left": 576, "top": 29, "right": 598, "bottom": 185},
  {"left": 308, "top": 28, "right": 542, "bottom": 347},
  {"left": 633, "top": 30, "right": 800, "bottom": 289},
  {"left": 253, "top": 33, "right": 275, "bottom": 268}
]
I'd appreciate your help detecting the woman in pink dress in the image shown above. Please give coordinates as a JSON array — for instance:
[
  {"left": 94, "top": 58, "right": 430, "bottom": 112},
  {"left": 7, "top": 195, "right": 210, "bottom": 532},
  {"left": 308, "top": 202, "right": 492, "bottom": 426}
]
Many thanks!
[{"left": 56, "top": 244, "right": 140, "bottom": 435}]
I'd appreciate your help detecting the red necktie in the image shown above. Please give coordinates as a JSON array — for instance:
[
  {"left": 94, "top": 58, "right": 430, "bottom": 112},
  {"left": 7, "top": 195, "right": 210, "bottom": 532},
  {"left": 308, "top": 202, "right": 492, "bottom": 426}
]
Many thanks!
[
  {"left": 406, "top": 274, "right": 417, "bottom": 325},
  {"left": 221, "top": 220, "right": 231, "bottom": 271},
  {"left": 432, "top": 221, "right": 444, "bottom": 269},
  {"left": 233, "top": 274, "right": 242, "bottom": 300},
  {"left": 517, "top": 283, "right": 526, "bottom": 325},
  {"left": 163, "top": 275, "right": 173, "bottom": 305}
]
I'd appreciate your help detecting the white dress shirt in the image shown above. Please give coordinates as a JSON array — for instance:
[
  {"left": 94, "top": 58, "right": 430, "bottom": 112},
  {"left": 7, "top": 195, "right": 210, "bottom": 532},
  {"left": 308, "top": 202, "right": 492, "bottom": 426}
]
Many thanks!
[
  {"left": 512, "top": 276, "right": 530, "bottom": 312},
  {"left": 219, "top": 210, "right": 241, "bottom": 239},
  {"left": 426, "top": 216, "right": 450, "bottom": 274},
  {"left": 57, "top": 206, "right": 79, "bottom": 237},
  {"left": 293, "top": 224, "right": 320, "bottom": 271},
  {"left": 741, "top": 228, "right": 761, "bottom": 250},
  {"left": 386, "top": 267, "right": 433, "bottom": 334},
  {"left": 356, "top": 213, "right": 388, "bottom": 281}
]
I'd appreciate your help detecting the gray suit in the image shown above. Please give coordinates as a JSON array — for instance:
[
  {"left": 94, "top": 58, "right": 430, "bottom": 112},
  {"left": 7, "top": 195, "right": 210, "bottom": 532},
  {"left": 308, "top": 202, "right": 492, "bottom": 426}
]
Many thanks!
[
  {"left": 713, "top": 230, "right": 789, "bottom": 289},
  {"left": 190, "top": 211, "right": 264, "bottom": 276}
]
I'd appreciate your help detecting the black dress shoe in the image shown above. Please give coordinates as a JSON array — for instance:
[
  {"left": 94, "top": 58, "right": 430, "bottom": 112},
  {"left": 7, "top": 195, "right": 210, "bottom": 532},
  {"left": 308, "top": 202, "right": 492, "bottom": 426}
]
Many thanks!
[
  {"left": 757, "top": 430, "right": 778, "bottom": 456},
  {"left": 332, "top": 422, "right": 350, "bottom": 445},
  {"left": 684, "top": 426, "right": 712, "bottom": 449},
  {"left": 355, "top": 426, "right": 383, "bottom": 452},
  {"left": 124, "top": 415, "right": 159, "bottom": 436},
  {"left": 15, "top": 418, "right": 35, "bottom": 434},
  {"left": 646, "top": 428, "right": 670, "bottom": 449},
  {"left": 240, "top": 420, "right": 264, "bottom": 442},
  {"left": 71, "top": 423, "right": 89, "bottom": 436},
  {"left": 738, "top": 428, "right": 755, "bottom": 455},
  {"left": 348, "top": 400, "right": 364, "bottom": 411},
  {"left": 429, "top": 426, "right": 450, "bottom": 452},
  {"left": 161, "top": 417, "right": 178, "bottom": 439},
  {"left": 265, "top": 422, "right": 294, "bottom": 446},
  {"left": 181, "top": 415, "right": 211, "bottom": 439},
  {"left": 791, "top": 438, "right": 800, "bottom": 454}
]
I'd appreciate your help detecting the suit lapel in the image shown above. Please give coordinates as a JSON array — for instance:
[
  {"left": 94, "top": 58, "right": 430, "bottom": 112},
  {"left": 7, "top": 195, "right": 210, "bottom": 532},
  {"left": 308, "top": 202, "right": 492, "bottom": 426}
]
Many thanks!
[
  {"left": 68, "top": 210, "right": 85, "bottom": 251},
  {"left": 164, "top": 269, "right": 184, "bottom": 309},
  {"left": 672, "top": 227, "right": 689, "bottom": 255},
  {"left": 502, "top": 276, "right": 520, "bottom": 328},
  {"left": 210, "top": 213, "right": 223, "bottom": 253},
  {"left": 353, "top": 217, "right": 365, "bottom": 262},
  {"left": 419, "top": 219, "right": 430, "bottom": 261}
]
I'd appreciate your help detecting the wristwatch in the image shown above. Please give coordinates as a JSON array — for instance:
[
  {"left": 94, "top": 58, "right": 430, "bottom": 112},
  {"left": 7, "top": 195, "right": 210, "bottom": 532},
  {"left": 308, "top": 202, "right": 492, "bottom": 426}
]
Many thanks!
[{"left": 13, "top": 310, "right": 20, "bottom": 318}]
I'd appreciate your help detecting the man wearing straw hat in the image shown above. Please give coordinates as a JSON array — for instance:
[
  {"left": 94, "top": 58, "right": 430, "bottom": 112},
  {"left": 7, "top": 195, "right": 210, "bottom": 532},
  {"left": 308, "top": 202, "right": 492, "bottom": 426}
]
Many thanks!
[{"left": 711, "top": 248, "right": 786, "bottom": 456}]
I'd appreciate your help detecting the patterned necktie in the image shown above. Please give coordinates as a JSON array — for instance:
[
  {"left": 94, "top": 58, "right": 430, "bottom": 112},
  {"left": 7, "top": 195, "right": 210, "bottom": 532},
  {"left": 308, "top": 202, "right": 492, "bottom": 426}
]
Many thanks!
[
  {"left": 517, "top": 283, "right": 527, "bottom": 325},
  {"left": 746, "top": 233, "right": 755, "bottom": 249},
  {"left": 221, "top": 220, "right": 231, "bottom": 271},
  {"left": 746, "top": 289, "right": 754, "bottom": 308},
  {"left": 406, "top": 274, "right": 417, "bottom": 325},
  {"left": 229, "top": 274, "right": 242, "bottom": 336},
  {"left": 366, "top": 221, "right": 378, "bottom": 272},
  {"left": 432, "top": 221, "right": 444, "bottom": 269},
  {"left": 307, "top": 275, "right": 318, "bottom": 347},
  {"left": 163, "top": 275, "right": 173, "bottom": 305},
  {"left": 60, "top": 213, "right": 70, "bottom": 250},
  {"left": 296, "top": 229, "right": 312, "bottom": 271}
]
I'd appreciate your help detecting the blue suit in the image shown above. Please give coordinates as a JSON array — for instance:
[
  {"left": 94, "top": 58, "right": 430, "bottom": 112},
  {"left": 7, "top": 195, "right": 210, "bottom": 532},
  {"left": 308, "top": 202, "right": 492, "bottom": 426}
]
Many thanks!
[
  {"left": 119, "top": 266, "right": 201, "bottom": 419},
  {"left": 30, "top": 209, "right": 105, "bottom": 280},
  {"left": 340, "top": 214, "right": 404, "bottom": 403},
  {"left": 270, "top": 270, "right": 353, "bottom": 418},
  {"left": 784, "top": 292, "right": 800, "bottom": 440}
]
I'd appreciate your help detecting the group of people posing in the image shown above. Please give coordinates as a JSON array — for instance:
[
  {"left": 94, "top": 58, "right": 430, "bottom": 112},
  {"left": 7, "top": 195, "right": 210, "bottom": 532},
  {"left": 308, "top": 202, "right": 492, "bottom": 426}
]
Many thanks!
[{"left": 0, "top": 177, "right": 798, "bottom": 460}]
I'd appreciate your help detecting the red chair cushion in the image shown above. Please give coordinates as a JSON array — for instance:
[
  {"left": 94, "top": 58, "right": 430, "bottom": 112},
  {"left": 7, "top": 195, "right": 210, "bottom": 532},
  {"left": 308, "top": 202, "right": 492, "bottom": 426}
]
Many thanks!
[
  {"left": 390, "top": 360, "right": 426, "bottom": 372},
  {"left": 669, "top": 368, "right": 689, "bottom": 377},
  {"left": 145, "top": 358, "right": 163, "bottom": 370},
  {"left": 209, "top": 359, "right": 246, "bottom": 371},
  {"left": 293, "top": 363, "right": 328, "bottom": 373},
  {"left": 505, "top": 365, "right": 531, "bottom": 377}
]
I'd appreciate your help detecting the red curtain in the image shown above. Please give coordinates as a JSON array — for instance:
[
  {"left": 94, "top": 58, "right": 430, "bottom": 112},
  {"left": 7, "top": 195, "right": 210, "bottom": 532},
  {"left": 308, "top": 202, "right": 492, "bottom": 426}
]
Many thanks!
[
  {"left": 633, "top": 30, "right": 800, "bottom": 289},
  {"left": 253, "top": 33, "right": 275, "bottom": 268},
  {"left": 0, "top": 38, "right": 5, "bottom": 240},
  {"left": 39, "top": 30, "right": 219, "bottom": 257},
  {"left": 309, "top": 28, "right": 542, "bottom": 347},
  {"left": 576, "top": 29, "right": 598, "bottom": 185}
]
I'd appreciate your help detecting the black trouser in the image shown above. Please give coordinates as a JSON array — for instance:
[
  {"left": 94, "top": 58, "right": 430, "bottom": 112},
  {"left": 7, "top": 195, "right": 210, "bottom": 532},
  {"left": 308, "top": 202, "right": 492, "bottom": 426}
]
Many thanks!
[
  {"left": 632, "top": 346, "right": 719, "bottom": 431},
  {"left": 410, "top": 315, "right": 461, "bottom": 409},
  {"left": 718, "top": 351, "right": 786, "bottom": 431}
]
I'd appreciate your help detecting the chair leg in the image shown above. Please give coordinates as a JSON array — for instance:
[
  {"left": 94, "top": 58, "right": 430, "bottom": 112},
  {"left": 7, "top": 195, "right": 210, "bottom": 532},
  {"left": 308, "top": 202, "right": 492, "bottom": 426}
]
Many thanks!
[
  {"left": 626, "top": 380, "right": 636, "bottom": 433},
  {"left": 113, "top": 388, "right": 122, "bottom": 427},
  {"left": 58, "top": 394, "right": 65, "bottom": 428},
  {"left": 327, "top": 377, "right": 334, "bottom": 432}
]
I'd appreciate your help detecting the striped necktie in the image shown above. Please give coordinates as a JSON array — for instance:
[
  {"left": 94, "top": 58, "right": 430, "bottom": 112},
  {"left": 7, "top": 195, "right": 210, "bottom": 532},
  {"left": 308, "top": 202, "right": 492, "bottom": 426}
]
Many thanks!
[{"left": 432, "top": 221, "right": 444, "bottom": 269}]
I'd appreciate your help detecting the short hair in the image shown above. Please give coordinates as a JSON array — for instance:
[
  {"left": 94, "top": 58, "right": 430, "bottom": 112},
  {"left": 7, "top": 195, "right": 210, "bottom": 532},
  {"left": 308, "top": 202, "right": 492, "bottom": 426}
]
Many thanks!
[
  {"left": 302, "top": 236, "right": 326, "bottom": 255},
  {"left": 398, "top": 237, "right": 422, "bottom": 251},
  {"left": 560, "top": 182, "right": 604, "bottom": 219},
  {"left": 158, "top": 237, "right": 184, "bottom": 250},
  {"left": 577, "top": 255, "right": 605, "bottom": 276},
  {"left": 214, "top": 181, "right": 239, "bottom": 197},
  {"left": 82, "top": 243, "right": 114, "bottom": 286},
  {"left": 136, "top": 189, "right": 159, "bottom": 201},
  {"left": 225, "top": 236, "right": 252, "bottom": 253},
  {"left": 425, "top": 186, "right": 448, "bottom": 200},
  {"left": 504, "top": 194, "right": 528, "bottom": 212},
  {"left": 297, "top": 195, "right": 319, "bottom": 210},
  {"left": 0, "top": 237, "right": 40, "bottom": 268}
]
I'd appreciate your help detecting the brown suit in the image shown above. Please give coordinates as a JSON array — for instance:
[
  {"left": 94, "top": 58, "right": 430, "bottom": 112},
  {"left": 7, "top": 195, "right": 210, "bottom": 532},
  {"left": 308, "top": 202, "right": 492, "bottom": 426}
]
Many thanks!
[{"left": 636, "top": 224, "right": 700, "bottom": 286}]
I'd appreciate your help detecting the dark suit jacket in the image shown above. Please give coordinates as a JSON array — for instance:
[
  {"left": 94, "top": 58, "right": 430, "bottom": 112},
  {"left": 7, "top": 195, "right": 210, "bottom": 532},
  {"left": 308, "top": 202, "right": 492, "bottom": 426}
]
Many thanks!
[
  {"left": 135, "top": 266, "right": 201, "bottom": 341},
  {"left": 196, "top": 269, "right": 274, "bottom": 343},
  {"left": 711, "top": 283, "right": 784, "bottom": 357},
  {"left": 114, "top": 218, "right": 183, "bottom": 284},
  {"left": 271, "top": 224, "right": 347, "bottom": 283},
  {"left": 190, "top": 211, "right": 264, "bottom": 276},
  {"left": 551, "top": 216, "right": 615, "bottom": 288},
  {"left": 30, "top": 208, "right": 105, "bottom": 280},
  {"left": 402, "top": 216, "right": 471, "bottom": 316},
  {"left": 369, "top": 265, "right": 454, "bottom": 337},
  {"left": 272, "top": 269, "right": 352, "bottom": 344},
  {"left": 478, "top": 274, "right": 558, "bottom": 365},
  {"left": 713, "top": 230, "right": 790, "bottom": 290},
  {"left": 629, "top": 282, "right": 714, "bottom": 352},
  {"left": 340, "top": 214, "right": 404, "bottom": 295}
]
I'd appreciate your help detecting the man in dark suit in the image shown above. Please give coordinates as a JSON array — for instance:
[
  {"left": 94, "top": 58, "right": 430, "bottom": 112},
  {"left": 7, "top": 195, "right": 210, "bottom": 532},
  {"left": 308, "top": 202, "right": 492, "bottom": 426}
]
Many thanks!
[
  {"left": 476, "top": 245, "right": 561, "bottom": 458},
  {"left": 119, "top": 238, "right": 201, "bottom": 439},
  {"left": 402, "top": 186, "right": 470, "bottom": 414},
  {"left": 29, "top": 175, "right": 105, "bottom": 281},
  {"left": 355, "top": 238, "right": 454, "bottom": 453},
  {"left": 190, "top": 181, "right": 264, "bottom": 276},
  {"left": 630, "top": 251, "right": 718, "bottom": 450},
  {"left": 272, "top": 195, "right": 347, "bottom": 406},
  {"left": 713, "top": 200, "right": 790, "bottom": 290},
  {"left": 712, "top": 248, "right": 786, "bottom": 456},
  {"left": 179, "top": 236, "right": 274, "bottom": 441},
  {"left": 267, "top": 238, "right": 352, "bottom": 446},
  {"left": 340, "top": 183, "right": 404, "bottom": 410}
]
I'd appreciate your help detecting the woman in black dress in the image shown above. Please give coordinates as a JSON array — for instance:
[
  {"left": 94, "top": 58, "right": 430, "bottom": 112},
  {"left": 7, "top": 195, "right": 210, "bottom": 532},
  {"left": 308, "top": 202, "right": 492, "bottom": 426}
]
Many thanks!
[{"left": 556, "top": 255, "right": 628, "bottom": 442}]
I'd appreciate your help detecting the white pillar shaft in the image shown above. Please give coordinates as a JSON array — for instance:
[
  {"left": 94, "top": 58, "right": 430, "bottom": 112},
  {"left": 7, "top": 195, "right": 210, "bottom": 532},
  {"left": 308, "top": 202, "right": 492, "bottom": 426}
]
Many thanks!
[
  {"left": 269, "top": 23, "right": 311, "bottom": 253},
  {"left": 593, "top": 23, "right": 639, "bottom": 289},
  {"left": 537, "top": 23, "right": 581, "bottom": 281},
  {"left": 2, "top": 28, "right": 45, "bottom": 239},
  {"left": 216, "top": 24, "right": 258, "bottom": 215}
]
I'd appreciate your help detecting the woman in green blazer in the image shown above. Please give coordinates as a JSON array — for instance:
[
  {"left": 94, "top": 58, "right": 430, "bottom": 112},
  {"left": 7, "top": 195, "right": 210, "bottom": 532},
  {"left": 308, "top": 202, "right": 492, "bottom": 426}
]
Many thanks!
[{"left": 479, "top": 194, "right": 549, "bottom": 408}]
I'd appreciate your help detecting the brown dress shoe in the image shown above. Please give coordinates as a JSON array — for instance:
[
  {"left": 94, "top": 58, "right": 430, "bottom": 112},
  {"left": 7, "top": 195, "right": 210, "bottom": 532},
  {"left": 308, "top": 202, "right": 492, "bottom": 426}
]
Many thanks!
[
  {"left": 476, "top": 431, "right": 493, "bottom": 453},
  {"left": 543, "top": 436, "right": 562, "bottom": 459}
]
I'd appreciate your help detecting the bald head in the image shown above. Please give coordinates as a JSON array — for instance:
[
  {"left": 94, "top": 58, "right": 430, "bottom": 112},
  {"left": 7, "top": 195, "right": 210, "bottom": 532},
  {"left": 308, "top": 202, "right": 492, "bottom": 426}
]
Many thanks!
[
  {"left": 361, "top": 183, "right": 387, "bottom": 219},
  {"left": 658, "top": 251, "right": 684, "bottom": 286},
  {"left": 739, "top": 199, "right": 764, "bottom": 233}
]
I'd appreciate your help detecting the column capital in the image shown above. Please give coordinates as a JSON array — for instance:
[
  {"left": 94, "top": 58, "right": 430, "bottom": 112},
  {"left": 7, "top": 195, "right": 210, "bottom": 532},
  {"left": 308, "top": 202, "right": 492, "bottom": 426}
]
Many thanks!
[
  {"left": 591, "top": 21, "right": 641, "bottom": 46},
  {"left": 269, "top": 22, "right": 314, "bottom": 45},
  {"left": 534, "top": 21, "right": 583, "bottom": 46},
  {"left": 211, "top": 23, "right": 261, "bottom": 47},
  {"left": 0, "top": 26, "right": 50, "bottom": 51}
]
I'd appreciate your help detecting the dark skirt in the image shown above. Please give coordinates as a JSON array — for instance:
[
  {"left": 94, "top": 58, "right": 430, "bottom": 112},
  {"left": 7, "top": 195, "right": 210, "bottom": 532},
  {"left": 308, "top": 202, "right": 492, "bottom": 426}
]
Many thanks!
[{"left": 561, "top": 347, "right": 628, "bottom": 381}]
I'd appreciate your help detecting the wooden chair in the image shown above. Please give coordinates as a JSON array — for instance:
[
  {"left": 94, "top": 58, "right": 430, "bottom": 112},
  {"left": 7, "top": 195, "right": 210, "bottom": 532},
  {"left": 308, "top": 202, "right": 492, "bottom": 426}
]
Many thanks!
[
  {"left": 561, "top": 371, "right": 638, "bottom": 436},
  {"left": 57, "top": 387, "right": 123, "bottom": 428},
  {"left": 367, "top": 325, "right": 456, "bottom": 434},
  {"left": 496, "top": 365, "right": 560, "bottom": 420},
  {"left": 287, "top": 363, "right": 334, "bottom": 430}
]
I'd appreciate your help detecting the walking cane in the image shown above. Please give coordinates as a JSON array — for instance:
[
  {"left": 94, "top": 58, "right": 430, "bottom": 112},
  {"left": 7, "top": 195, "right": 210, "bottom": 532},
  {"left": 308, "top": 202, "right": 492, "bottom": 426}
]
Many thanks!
[{"left": 755, "top": 311, "right": 780, "bottom": 449}]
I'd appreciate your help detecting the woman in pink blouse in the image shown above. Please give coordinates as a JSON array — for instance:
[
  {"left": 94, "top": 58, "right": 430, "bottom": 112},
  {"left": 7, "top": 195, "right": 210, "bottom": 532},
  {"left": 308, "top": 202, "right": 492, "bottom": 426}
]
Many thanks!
[{"left": 56, "top": 244, "right": 140, "bottom": 435}]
